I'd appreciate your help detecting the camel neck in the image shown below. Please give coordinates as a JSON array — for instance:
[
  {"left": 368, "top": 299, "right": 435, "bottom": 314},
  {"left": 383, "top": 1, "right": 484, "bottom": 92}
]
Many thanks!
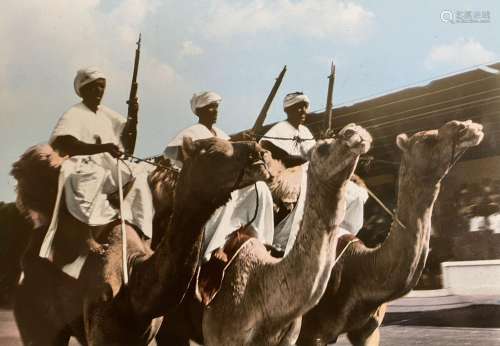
[
  {"left": 128, "top": 173, "right": 225, "bottom": 319},
  {"left": 367, "top": 162, "right": 442, "bottom": 300},
  {"left": 270, "top": 169, "right": 349, "bottom": 318}
]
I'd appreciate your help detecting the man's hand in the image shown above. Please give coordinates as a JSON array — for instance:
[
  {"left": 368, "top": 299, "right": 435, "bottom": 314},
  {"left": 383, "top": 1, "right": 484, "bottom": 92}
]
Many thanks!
[
  {"left": 320, "top": 128, "right": 336, "bottom": 139},
  {"left": 102, "top": 143, "right": 123, "bottom": 158},
  {"left": 241, "top": 129, "right": 257, "bottom": 141}
]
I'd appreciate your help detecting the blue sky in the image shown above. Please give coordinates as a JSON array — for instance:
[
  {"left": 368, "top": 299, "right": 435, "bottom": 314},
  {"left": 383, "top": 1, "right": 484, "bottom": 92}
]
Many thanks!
[{"left": 1, "top": 0, "right": 499, "bottom": 201}]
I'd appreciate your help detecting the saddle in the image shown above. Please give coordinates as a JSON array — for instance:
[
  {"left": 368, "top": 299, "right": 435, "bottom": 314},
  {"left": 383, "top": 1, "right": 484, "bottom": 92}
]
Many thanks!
[{"left": 196, "top": 226, "right": 258, "bottom": 306}]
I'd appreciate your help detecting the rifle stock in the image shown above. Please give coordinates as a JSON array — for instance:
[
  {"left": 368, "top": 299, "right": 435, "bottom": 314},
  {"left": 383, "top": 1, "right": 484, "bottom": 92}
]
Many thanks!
[
  {"left": 251, "top": 65, "right": 287, "bottom": 138},
  {"left": 123, "top": 34, "right": 141, "bottom": 155}
]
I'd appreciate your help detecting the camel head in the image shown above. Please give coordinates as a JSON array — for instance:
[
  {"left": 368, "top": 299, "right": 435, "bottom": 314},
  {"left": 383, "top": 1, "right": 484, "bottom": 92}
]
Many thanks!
[
  {"left": 396, "top": 120, "right": 484, "bottom": 182},
  {"left": 178, "top": 137, "right": 272, "bottom": 207},
  {"left": 309, "top": 123, "right": 372, "bottom": 183},
  {"left": 11, "top": 144, "right": 65, "bottom": 222}
]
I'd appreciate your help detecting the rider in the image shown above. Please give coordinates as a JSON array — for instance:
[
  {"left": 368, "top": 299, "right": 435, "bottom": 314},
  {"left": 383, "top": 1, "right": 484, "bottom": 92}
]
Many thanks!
[
  {"left": 163, "top": 91, "right": 275, "bottom": 262},
  {"left": 261, "top": 92, "right": 368, "bottom": 253},
  {"left": 42, "top": 67, "right": 154, "bottom": 274}
]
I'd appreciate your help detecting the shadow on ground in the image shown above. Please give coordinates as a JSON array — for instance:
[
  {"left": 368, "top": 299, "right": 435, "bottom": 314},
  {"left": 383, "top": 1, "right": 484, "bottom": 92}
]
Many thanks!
[{"left": 384, "top": 305, "right": 500, "bottom": 328}]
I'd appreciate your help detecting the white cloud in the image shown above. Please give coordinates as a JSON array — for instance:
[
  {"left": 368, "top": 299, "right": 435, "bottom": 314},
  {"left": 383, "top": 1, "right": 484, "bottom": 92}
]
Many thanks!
[
  {"left": 201, "top": 0, "right": 374, "bottom": 41},
  {"left": 0, "top": 0, "right": 178, "bottom": 117},
  {"left": 0, "top": 0, "right": 164, "bottom": 98},
  {"left": 179, "top": 41, "right": 204, "bottom": 57},
  {"left": 425, "top": 38, "right": 497, "bottom": 70},
  {"left": 0, "top": 0, "right": 181, "bottom": 200}
]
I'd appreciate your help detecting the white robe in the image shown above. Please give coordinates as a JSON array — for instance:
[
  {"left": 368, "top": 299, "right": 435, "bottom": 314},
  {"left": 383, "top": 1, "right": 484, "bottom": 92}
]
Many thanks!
[
  {"left": 263, "top": 121, "right": 368, "bottom": 254},
  {"left": 164, "top": 123, "right": 275, "bottom": 261},
  {"left": 260, "top": 120, "right": 315, "bottom": 158},
  {"left": 163, "top": 124, "right": 229, "bottom": 167},
  {"left": 40, "top": 103, "right": 154, "bottom": 277}
]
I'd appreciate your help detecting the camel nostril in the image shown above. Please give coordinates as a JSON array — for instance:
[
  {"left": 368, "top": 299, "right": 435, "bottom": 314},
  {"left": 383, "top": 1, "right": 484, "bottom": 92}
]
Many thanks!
[{"left": 343, "top": 129, "right": 355, "bottom": 139}]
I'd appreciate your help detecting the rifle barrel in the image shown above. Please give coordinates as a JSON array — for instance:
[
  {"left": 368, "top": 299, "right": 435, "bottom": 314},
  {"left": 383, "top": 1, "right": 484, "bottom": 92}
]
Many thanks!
[
  {"left": 252, "top": 65, "right": 287, "bottom": 135},
  {"left": 129, "top": 34, "right": 141, "bottom": 100},
  {"left": 325, "top": 62, "right": 336, "bottom": 130}
]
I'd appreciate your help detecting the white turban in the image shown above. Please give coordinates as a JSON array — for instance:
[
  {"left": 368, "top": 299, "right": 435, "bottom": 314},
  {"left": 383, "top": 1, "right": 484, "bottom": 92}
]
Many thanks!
[
  {"left": 283, "top": 92, "right": 310, "bottom": 111},
  {"left": 190, "top": 91, "right": 222, "bottom": 114},
  {"left": 74, "top": 67, "right": 106, "bottom": 97}
]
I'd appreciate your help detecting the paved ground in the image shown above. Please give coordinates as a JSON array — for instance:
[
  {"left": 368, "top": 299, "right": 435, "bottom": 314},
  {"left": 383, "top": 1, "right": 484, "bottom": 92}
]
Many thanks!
[
  {"left": 2, "top": 305, "right": 500, "bottom": 345},
  {"left": 336, "top": 326, "right": 500, "bottom": 346}
]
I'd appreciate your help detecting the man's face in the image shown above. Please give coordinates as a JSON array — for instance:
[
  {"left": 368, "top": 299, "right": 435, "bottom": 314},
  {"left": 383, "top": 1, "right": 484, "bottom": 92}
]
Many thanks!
[
  {"left": 196, "top": 102, "right": 219, "bottom": 125},
  {"left": 285, "top": 101, "right": 308, "bottom": 128},
  {"left": 80, "top": 78, "right": 106, "bottom": 109}
]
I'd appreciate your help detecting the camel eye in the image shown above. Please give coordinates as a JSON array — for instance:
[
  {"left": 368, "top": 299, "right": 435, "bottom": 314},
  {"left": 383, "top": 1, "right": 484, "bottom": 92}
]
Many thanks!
[
  {"left": 317, "top": 142, "right": 330, "bottom": 156},
  {"left": 422, "top": 137, "right": 437, "bottom": 146}
]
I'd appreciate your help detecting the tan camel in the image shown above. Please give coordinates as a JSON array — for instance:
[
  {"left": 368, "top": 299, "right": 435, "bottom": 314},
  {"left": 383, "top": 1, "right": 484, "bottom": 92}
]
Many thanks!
[
  {"left": 297, "top": 120, "right": 485, "bottom": 346},
  {"left": 198, "top": 124, "right": 372, "bottom": 346},
  {"left": 11, "top": 137, "right": 273, "bottom": 345}
]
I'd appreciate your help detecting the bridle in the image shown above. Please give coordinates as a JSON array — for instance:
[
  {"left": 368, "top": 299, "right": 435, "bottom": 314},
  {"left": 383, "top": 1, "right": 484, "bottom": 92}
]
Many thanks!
[{"left": 233, "top": 143, "right": 267, "bottom": 228}]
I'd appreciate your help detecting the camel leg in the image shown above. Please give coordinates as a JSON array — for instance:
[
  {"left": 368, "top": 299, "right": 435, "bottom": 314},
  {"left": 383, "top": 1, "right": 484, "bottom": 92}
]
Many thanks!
[
  {"left": 346, "top": 321, "right": 378, "bottom": 346},
  {"left": 83, "top": 224, "right": 154, "bottom": 345},
  {"left": 14, "top": 261, "right": 72, "bottom": 346},
  {"left": 156, "top": 319, "right": 191, "bottom": 346},
  {"left": 347, "top": 326, "right": 380, "bottom": 346},
  {"left": 13, "top": 226, "right": 69, "bottom": 345},
  {"left": 278, "top": 317, "right": 302, "bottom": 346},
  {"left": 346, "top": 304, "right": 387, "bottom": 346},
  {"left": 156, "top": 285, "right": 204, "bottom": 346}
]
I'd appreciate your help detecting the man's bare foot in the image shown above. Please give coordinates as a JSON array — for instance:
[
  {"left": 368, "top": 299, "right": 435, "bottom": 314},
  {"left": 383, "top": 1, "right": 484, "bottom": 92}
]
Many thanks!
[
  {"left": 212, "top": 247, "right": 229, "bottom": 263},
  {"left": 87, "top": 238, "right": 108, "bottom": 256}
]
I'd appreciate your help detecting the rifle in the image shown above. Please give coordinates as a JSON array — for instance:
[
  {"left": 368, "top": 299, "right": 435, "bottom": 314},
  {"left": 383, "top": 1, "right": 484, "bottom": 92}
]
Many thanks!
[
  {"left": 324, "top": 62, "right": 336, "bottom": 131},
  {"left": 122, "top": 34, "right": 142, "bottom": 155},
  {"left": 251, "top": 65, "right": 287, "bottom": 139}
]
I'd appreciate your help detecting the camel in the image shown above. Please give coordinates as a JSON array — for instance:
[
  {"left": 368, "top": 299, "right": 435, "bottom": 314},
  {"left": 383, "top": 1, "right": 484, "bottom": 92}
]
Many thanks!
[
  {"left": 296, "top": 120, "right": 485, "bottom": 346},
  {"left": 196, "top": 124, "right": 372, "bottom": 346},
  {"left": 11, "top": 137, "right": 273, "bottom": 345}
]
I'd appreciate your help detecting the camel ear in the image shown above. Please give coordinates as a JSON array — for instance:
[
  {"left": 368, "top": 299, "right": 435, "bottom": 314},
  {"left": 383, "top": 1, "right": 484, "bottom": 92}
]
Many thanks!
[
  {"left": 181, "top": 136, "right": 198, "bottom": 159},
  {"left": 396, "top": 133, "right": 409, "bottom": 152}
]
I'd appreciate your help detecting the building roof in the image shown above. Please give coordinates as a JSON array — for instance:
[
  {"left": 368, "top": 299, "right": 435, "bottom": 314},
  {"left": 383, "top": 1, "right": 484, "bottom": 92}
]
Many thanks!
[{"left": 305, "top": 62, "right": 500, "bottom": 177}]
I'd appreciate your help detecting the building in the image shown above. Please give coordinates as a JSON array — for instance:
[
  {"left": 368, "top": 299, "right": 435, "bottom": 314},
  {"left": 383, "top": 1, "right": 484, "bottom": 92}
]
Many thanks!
[{"left": 239, "top": 62, "right": 500, "bottom": 288}]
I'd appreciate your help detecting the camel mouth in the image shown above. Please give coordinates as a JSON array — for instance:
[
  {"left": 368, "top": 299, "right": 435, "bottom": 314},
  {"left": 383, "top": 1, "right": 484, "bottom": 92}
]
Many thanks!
[
  {"left": 346, "top": 139, "right": 371, "bottom": 156},
  {"left": 251, "top": 159, "right": 265, "bottom": 167},
  {"left": 247, "top": 159, "right": 271, "bottom": 181},
  {"left": 457, "top": 126, "right": 484, "bottom": 148},
  {"left": 338, "top": 124, "right": 373, "bottom": 156}
]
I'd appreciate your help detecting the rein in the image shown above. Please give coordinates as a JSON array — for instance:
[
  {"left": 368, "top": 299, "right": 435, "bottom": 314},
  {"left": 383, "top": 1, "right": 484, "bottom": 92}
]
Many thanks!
[
  {"left": 180, "top": 146, "right": 265, "bottom": 303},
  {"left": 123, "top": 153, "right": 181, "bottom": 173},
  {"left": 259, "top": 135, "right": 316, "bottom": 142},
  {"left": 262, "top": 132, "right": 407, "bottom": 230},
  {"left": 244, "top": 183, "right": 260, "bottom": 229},
  {"left": 449, "top": 132, "right": 466, "bottom": 169}
]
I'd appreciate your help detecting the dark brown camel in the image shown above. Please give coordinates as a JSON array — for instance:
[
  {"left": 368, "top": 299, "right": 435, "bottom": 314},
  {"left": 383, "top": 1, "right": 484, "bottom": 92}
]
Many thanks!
[{"left": 11, "top": 137, "right": 272, "bottom": 345}]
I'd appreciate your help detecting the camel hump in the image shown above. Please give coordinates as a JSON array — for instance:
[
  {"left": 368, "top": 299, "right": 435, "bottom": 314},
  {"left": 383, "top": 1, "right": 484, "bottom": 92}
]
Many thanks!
[
  {"left": 196, "top": 226, "right": 257, "bottom": 306},
  {"left": 269, "top": 164, "right": 302, "bottom": 204},
  {"left": 11, "top": 144, "right": 65, "bottom": 221}
]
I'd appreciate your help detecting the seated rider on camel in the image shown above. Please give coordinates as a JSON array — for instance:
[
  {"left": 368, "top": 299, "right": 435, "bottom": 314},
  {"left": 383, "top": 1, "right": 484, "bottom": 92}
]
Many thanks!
[
  {"left": 42, "top": 67, "right": 154, "bottom": 273},
  {"left": 260, "top": 92, "right": 368, "bottom": 253},
  {"left": 163, "top": 91, "right": 275, "bottom": 263}
]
